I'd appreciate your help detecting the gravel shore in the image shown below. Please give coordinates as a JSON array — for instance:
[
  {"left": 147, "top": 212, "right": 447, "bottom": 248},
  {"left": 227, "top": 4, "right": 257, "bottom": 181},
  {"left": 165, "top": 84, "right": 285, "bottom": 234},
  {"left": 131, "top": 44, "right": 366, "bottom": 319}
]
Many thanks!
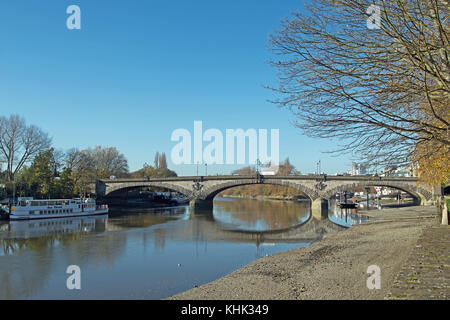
[{"left": 169, "top": 206, "right": 439, "bottom": 300}]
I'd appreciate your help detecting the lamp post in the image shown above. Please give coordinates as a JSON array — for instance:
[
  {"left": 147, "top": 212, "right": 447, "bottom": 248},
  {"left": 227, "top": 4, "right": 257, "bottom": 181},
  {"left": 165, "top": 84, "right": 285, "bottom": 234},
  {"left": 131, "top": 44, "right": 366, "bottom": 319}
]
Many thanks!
[
  {"left": 316, "top": 160, "right": 321, "bottom": 175},
  {"left": 205, "top": 163, "right": 208, "bottom": 176},
  {"left": 365, "top": 187, "right": 370, "bottom": 210},
  {"left": 256, "top": 159, "right": 262, "bottom": 174}
]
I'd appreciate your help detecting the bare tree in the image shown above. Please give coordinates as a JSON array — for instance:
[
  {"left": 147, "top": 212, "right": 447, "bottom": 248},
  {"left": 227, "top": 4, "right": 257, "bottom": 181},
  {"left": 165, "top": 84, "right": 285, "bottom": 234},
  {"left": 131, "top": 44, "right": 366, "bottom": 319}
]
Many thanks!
[
  {"left": 65, "top": 148, "right": 96, "bottom": 197},
  {"left": 92, "top": 146, "right": 129, "bottom": 178},
  {"left": 0, "top": 115, "right": 52, "bottom": 181},
  {"left": 154, "top": 151, "right": 160, "bottom": 169},
  {"left": 50, "top": 148, "right": 67, "bottom": 175},
  {"left": 67, "top": 146, "right": 128, "bottom": 182},
  {"left": 268, "top": 0, "right": 449, "bottom": 168},
  {"left": 159, "top": 152, "right": 167, "bottom": 169}
]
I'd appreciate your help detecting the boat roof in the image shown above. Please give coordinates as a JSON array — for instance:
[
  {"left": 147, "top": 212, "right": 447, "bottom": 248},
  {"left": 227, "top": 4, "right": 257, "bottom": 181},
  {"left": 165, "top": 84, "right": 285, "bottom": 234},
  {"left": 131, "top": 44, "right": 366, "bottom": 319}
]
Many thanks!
[{"left": 21, "top": 198, "right": 93, "bottom": 201}]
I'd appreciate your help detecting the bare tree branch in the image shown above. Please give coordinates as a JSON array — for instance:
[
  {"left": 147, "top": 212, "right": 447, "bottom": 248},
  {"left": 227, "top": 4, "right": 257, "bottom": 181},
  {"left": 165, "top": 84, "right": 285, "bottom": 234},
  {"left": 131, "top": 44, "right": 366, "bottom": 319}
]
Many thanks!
[
  {"left": 268, "top": 0, "right": 449, "bottom": 168},
  {"left": 0, "top": 115, "right": 51, "bottom": 181}
]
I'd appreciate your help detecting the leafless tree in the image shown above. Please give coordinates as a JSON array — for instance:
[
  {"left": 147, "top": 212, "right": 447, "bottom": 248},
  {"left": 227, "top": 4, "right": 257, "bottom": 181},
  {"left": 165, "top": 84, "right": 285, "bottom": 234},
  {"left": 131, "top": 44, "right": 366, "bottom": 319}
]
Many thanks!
[
  {"left": 0, "top": 114, "right": 51, "bottom": 181},
  {"left": 154, "top": 151, "right": 160, "bottom": 169},
  {"left": 268, "top": 0, "right": 449, "bottom": 169},
  {"left": 66, "top": 146, "right": 128, "bottom": 181},
  {"left": 159, "top": 152, "right": 167, "bottom": 169},
  {"left": 91, "top": 146, "right": 129, "bottom": 178}
]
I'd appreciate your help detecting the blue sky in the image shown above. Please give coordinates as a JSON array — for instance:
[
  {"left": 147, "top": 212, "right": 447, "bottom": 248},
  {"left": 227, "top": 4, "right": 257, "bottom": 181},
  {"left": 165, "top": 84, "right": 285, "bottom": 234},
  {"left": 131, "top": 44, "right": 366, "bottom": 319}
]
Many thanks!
[{"left": 0, "top": 0, "right": 354, "bottom": 175}]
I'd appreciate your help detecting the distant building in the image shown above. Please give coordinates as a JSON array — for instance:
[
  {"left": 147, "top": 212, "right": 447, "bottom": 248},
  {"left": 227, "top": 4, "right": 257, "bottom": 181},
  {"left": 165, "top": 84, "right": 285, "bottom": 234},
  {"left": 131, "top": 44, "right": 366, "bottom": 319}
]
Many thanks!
[
  {"left": 348, "top": 163, "right": 367, "bottom": 176},
  {"left": 260, "top": 165, "right": 279, "bottom": 175},
  {"left": 381, "top": 165, "right": 414, "bottom": 177}
]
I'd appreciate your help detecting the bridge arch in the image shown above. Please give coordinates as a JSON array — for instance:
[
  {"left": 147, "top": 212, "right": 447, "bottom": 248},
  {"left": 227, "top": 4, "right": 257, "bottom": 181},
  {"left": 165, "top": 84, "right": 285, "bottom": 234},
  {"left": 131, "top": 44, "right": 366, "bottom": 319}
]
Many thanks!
[
  {"left": 321, "top": 181, "right": 433, "bottom": 204},
  {"left": 188, "top": 179, "right": 328, "bottom": 219},
  {"left": 201, "top": 180, "right": 316, "bottom": 201},
  {"left": 103, "top": 181, "right": 193, "bottom": 198},
  {"left": 444, "top": 183, "right": 450, "bottom": 196}
]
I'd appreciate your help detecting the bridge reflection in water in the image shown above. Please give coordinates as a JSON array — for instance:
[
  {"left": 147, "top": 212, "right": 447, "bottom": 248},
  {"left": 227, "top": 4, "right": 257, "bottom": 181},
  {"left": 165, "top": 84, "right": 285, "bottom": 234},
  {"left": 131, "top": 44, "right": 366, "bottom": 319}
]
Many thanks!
[
  {"left": 213, "top": 197, "right": 311, "bottom": 231},
  {"left": 328, "top": 200, "right": 370, "bottom": 227},
  {"left": 0, "top": 197, "right": 357, "bottom": 299}
]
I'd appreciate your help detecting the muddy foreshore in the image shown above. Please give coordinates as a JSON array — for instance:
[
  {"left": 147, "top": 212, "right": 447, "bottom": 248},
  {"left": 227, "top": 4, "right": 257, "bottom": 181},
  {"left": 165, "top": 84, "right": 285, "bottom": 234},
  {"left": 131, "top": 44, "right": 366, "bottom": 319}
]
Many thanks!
[{"left": 168, "top": 206, "right": 438, "bottom": 300}]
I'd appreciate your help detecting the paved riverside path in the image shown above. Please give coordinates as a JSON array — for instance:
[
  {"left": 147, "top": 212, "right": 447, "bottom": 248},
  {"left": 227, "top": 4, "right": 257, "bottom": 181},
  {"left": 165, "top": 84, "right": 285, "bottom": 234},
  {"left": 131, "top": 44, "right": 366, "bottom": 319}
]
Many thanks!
[
  {"left": 169, "top": 206, "right": 445, "bottom": 300},
  {"left": 386, "top": 224, "right": 449, "bottom": 300}
]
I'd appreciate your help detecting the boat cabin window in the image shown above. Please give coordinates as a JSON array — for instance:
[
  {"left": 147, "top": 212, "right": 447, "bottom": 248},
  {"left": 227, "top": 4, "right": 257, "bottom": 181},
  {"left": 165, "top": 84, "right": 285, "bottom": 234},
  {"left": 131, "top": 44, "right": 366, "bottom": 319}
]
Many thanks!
[{"left": 20, "top": 201, "right": 27, "bottom": 206}]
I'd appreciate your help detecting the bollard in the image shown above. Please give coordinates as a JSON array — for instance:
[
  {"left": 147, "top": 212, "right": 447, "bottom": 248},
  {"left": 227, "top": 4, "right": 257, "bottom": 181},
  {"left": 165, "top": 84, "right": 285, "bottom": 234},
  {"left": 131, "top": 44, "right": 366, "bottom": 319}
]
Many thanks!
[{"left": 442, "top": 202, "right": 448, "bottom": 225}]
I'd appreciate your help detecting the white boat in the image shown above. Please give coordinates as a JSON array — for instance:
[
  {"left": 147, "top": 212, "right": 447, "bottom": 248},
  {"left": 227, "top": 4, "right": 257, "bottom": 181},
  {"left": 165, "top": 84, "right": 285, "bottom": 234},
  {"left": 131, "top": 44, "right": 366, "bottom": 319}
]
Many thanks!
[{"left": 6, "top": 197, "right": 108, "bottom": 221}]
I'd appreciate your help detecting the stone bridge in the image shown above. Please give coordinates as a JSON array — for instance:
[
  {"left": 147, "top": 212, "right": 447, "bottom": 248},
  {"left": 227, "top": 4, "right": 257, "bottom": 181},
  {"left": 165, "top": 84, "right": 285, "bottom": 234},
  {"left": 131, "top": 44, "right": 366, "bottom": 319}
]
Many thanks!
[{"left": 96, "top": 175, "right": 439, "bottom": 220}]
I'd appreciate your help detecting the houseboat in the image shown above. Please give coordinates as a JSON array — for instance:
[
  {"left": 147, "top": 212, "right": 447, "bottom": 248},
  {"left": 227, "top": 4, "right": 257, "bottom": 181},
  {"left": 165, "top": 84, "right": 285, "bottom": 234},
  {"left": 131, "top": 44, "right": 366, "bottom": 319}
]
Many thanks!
[{"left": 1, "top": 197, "right": 108, "bottom": 221}]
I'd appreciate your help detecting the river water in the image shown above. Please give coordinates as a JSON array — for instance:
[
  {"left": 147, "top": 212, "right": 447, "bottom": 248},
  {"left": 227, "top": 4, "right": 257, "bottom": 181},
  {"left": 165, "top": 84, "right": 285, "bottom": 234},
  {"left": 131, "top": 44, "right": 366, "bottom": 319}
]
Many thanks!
[{"left": 0, "top": 197, "right": 365, "bottom": 299}]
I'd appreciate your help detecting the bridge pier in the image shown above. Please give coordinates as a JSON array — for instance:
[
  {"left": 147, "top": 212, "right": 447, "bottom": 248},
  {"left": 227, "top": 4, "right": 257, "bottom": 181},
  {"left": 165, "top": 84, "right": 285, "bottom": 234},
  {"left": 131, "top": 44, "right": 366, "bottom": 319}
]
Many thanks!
[
  {"left": 189, "top": 199, "right": 214, "bottom": 215},
  {"left": 418, "top": 194, "right": 435, "bottom": 206},
  {"left": 311, "top": 198, "right": 329, "bottom": 220}
]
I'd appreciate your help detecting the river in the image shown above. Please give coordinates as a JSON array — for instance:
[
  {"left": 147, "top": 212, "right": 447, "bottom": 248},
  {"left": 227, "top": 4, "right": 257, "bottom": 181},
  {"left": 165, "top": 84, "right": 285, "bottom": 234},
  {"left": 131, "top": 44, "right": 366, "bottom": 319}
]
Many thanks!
[{"left": 0, "top": 197, "right": 365, "bottom": 299}]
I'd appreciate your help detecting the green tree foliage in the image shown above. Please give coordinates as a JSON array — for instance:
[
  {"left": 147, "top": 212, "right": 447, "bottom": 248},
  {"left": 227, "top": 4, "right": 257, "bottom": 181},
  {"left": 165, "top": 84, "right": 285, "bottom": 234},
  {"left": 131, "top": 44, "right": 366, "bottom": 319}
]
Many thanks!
[
  {"left": 8, "top": 148, "right": 70, "bottom": 199},
  {"left": 0, "top": 146, "right": 129, "bottom": 199},
  {"left": 54, "top": 168, "right": 75, "bottom": 199},
  {"left": 29, "top": 149, "right": 54, "bottom": 197}
]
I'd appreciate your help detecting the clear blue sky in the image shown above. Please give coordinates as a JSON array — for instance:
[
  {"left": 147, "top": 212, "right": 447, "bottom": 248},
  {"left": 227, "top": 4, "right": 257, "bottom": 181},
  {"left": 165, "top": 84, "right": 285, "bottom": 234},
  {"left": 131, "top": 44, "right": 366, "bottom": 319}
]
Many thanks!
[{"left": 0, "top": 0, "right": 354, "bottom": 175}]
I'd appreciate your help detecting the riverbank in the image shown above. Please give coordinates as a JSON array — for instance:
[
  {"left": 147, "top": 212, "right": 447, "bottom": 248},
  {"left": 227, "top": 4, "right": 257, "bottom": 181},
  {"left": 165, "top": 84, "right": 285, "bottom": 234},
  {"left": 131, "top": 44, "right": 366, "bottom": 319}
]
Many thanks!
[{"left": 169, "top": 206, "right": 445, "bottom": 299}]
